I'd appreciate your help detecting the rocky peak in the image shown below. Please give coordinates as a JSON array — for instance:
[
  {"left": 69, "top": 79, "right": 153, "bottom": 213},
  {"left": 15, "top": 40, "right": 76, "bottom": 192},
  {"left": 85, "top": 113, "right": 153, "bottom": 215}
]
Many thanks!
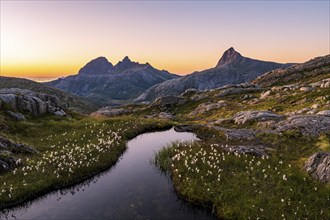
[
  {"left": 78, "top": 57, "right": 113, "bottom": 75},
  {"left": 216, "top": 47, "right": 243, "bottom": 68},
  {"left": 113, "top": 56, "right": 140, "bottom": 72}
]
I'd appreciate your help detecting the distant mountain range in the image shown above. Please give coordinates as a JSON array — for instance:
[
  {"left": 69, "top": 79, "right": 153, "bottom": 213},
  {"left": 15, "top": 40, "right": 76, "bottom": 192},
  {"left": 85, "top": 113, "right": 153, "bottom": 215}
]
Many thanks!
[
  {"left": 46, "top": 57, "right": 178, "bottom": 106},
  {"left": 46, "top": 47, "right": 293, "bottom": 105},
  {"left": 135, "top": 48, "right": 293, "bottom": 102}
]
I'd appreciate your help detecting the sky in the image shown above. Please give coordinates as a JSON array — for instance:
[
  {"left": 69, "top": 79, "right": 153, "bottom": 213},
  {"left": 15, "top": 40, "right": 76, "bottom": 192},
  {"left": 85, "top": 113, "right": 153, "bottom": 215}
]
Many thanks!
[{"left": 0, "top": 1, "right": 329, "bottom": 78}]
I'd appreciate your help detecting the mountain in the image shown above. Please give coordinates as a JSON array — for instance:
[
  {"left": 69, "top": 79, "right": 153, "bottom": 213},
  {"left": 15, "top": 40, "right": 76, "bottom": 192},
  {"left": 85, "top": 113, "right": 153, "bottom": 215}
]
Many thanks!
[
  {"left": 0, "top": 76, "right": 100, "bottom": 114},
  {"left": 253, "top": 54, "right": 330, "bottom": 87},
  {"left": 135, "top": 47, "right": 292, "bottom": 102},
  {"left": 46, "top": 57, "right": 179, "bottom": 106}
]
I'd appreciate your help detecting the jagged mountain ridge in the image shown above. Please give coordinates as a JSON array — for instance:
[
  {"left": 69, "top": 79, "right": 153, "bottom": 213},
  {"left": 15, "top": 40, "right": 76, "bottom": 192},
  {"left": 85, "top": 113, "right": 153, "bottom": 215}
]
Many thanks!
[
  {"left": 46, "top": 57, "right": 179, "bottom": 106},
  {"left": 135, "top": 47, "right": 292, "bottom": 102}
]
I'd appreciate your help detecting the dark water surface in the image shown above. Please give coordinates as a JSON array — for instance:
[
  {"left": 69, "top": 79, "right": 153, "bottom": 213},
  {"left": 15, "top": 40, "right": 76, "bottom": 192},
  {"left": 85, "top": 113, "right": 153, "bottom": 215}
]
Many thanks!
[{"left": 2, "top": 128, "right": 216, "bottom": 220}]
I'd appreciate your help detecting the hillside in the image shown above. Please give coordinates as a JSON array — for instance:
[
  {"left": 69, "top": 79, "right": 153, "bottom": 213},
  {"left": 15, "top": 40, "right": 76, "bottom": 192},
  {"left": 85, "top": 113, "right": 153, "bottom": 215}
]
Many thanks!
[
  {"left": 135, "top": 47, "right": 292, "bottom": 102},
  {"left": 46, "top": 57, "right": 179, "bottom": 106},
  {"left": 253, "top": 54, "right": 330, "bottom": 86},
  {"left": 0, "top": 76, "right": 100, "bottom": 114}
]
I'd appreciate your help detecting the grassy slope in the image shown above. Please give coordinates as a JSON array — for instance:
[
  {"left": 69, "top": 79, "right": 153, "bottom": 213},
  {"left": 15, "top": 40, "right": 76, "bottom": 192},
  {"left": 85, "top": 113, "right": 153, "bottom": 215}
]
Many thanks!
[{"left": 153, "top": 70, "right": 330, "bottom": 219}]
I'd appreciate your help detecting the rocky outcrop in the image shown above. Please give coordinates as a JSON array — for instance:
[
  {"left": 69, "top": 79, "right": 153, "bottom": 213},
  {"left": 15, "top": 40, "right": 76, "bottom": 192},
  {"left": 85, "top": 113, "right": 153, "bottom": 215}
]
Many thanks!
[
  {"left": 305, "top": 152, "right": 330, "bottom": 183},
  {"left": 91, "top": 107, "right": 132, "bottom": 117},
  {"left": 0, "top": 136, "right": 38, "bottom": 154},
  {"left": 217, "top": 83, "right": 263, "bottom": 97},
  {"left": 135, "top": 48, "right": 290, "bottom": 102},
  {"left": 317, "top": 110, "right": 330, "bottom": 116},
  {"left": 233, "top": 110, "right": 284, "bottom": 125},
  {"left": 253, "top": 54, "right": 330, "bottom": 87},
  {"left": 0, "top": 88, "right": 66, "bottom": 116},
  {"left": 0, "top": 136, "right": 38, "bottom": 173},
  {"left": 276, "top": 115, "right": 330, "bottom": 137},
  {"left": 189, "top": 101, "right": 227, "bottom": 117}
]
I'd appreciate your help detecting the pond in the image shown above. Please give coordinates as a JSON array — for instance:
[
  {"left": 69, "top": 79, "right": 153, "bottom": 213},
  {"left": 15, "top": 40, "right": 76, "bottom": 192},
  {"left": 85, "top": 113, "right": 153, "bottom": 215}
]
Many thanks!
[{"left": 1, "top": 128, "right": 216, "bottom": 220}]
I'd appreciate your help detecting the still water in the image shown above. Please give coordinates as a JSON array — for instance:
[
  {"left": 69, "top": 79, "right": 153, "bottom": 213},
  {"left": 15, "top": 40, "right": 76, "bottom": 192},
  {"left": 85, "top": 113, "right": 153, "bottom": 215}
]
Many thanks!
[{"left": 2, "top": 128, "right": 216, "bottom": 220}]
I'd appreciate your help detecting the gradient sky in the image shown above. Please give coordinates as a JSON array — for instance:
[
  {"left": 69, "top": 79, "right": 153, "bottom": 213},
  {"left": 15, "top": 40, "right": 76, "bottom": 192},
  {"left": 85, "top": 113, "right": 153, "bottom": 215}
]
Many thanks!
[{"left": 1, "top": 1, "right": 329, "bottom": 77}]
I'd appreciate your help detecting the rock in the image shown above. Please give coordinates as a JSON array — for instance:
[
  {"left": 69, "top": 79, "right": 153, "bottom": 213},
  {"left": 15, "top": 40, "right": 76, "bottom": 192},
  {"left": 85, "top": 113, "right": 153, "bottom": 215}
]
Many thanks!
[
  {"left": 220, "top": 144, "right": 268, "bottom": 157},
  {"left": 189, "top": 101, "right": 227, "bottom": 116},
  {"left": 54, "top": 110, "right": 67, "bottom": 116},
  {"left": 257, "top": 120, "right": 277, "bottom": 129},
  {"left": 296, "top": 108, "right": 312, "bottom": 114},
  {"left": 211, "top": 126, "right": 258, "bottom": 140},
  {"left": 276, "top": 115, "right": 330, "bottom": 136},
  {"left": 158, "top": 112, "right": 175, "bottom": 120},
  {"left": 181, "top": 89, "right": 199, "bottom": 97},
  {"left": 0, "top": 136, "right": 38, "bottom": 154},
  {"left": 312, "top": 104, "right": 320, "bottom": 109},
  {"left": 174, "top": 125, "right": 194, "bottom": 132},
  {"left": 217, "top": 83, "right": 262, "bottom": 97},
  {"left": 233, "top": 110, "right": 284, "bottom": 125},
  {"left": 91, "top": 107, "right": 132, "bottom": 117},
  {"left": 190, "top": 94, "right": 208, "bottom": 102},
  {"left": 260, "top": 90, "right": 272, "bottom": 99},
  {"left": 0, "top": 155, "right": 21, "bottom": 173},
  {"left": 317, "top": 110, "right": 330, "bottom": 116},
  {"left": 214, "top": 118, "right": 233, "bottom": 125},
  {"left": 299, "top": 86, "right": 313, "bottom": 92},
  {"left": 304, "top": 152, "right": 330, "bottom": 183},
  {"left": 152, "top": 96, "right": 186, "bottom": 107},
  {"left": 6, "top": 110, "right": 26, "bottom": 121},
  {"left": 0, "top": 88, "right": 63, "bottom": 116}
]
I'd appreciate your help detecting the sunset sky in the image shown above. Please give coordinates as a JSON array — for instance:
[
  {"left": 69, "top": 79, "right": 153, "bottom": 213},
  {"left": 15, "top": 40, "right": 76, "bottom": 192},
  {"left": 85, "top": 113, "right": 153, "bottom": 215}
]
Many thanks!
[{"left": 1, "top": 1, "right": 329, "bottom": 78}]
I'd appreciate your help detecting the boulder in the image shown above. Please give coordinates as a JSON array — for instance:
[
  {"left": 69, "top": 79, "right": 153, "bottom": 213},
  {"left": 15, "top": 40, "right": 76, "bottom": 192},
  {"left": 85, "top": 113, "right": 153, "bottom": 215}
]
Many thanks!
[
  {"left": 233, "top": 110, "right": 284, "bottom": 125},
  {"left": 6, "top": 110, "right": 26, "bottom": 121},
  {"left": 158, "top": 112, "right": 175, "bottom": 120},
  {"left": 181, "top": 89, "right": 199, "bottom": 97},
  {"left": 305, "top": 152, "right": 330, "bottom": 183},
  {"left": 299, "top": 86, "right": 313, "bottom": 92},
  {"left": 174, "top": 125, "right": 194, "bottom": 132},
  {"left": 260, "top": 90, "right": 272, "bottom": 99},
  {"left": 276, "top": 115, "right": 330, "bottom": 136},
  {"left": 189, "top": 101, "right": 227, "bottom": 117},
  {"left": 54, "top": 110, "right": 67, "bottom": 117},
  {"left": 91, "top": 107, "right": 132, "bottom": 117}
]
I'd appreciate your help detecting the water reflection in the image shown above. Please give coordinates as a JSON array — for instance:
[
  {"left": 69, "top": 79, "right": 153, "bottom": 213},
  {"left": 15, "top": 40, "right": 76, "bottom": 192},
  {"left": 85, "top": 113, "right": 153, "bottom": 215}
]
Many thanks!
[{"left": 1, "top": 128, "right": 216, "bottom": 220}]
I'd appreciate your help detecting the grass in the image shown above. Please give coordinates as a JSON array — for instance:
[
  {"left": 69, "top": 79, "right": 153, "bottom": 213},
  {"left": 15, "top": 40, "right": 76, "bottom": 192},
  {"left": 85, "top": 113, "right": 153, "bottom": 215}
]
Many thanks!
[
  {"left": 0, "top": 114, "right": 172, "bottom": 209},
  {"left": 155, "top": 137, "right": 330, "bottom": 219}
]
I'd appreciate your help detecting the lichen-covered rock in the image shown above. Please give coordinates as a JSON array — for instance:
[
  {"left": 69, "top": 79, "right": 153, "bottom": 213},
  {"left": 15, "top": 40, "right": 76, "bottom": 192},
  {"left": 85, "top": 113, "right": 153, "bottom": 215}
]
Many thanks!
[
  {"left": 91, "top": 107, "right": 132, "bottom": 117},
  {"left": 304, "top": 152, "right": 330, "bottom": 183},
  {"left": 158, "top": 112, "right": 175, "bottom": 120},
  {"left": 276, "top": 115, "right": 330, "bottom": 136},
  {"left": 233, "top": 110, "right": 284, "bottom": 125}
]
